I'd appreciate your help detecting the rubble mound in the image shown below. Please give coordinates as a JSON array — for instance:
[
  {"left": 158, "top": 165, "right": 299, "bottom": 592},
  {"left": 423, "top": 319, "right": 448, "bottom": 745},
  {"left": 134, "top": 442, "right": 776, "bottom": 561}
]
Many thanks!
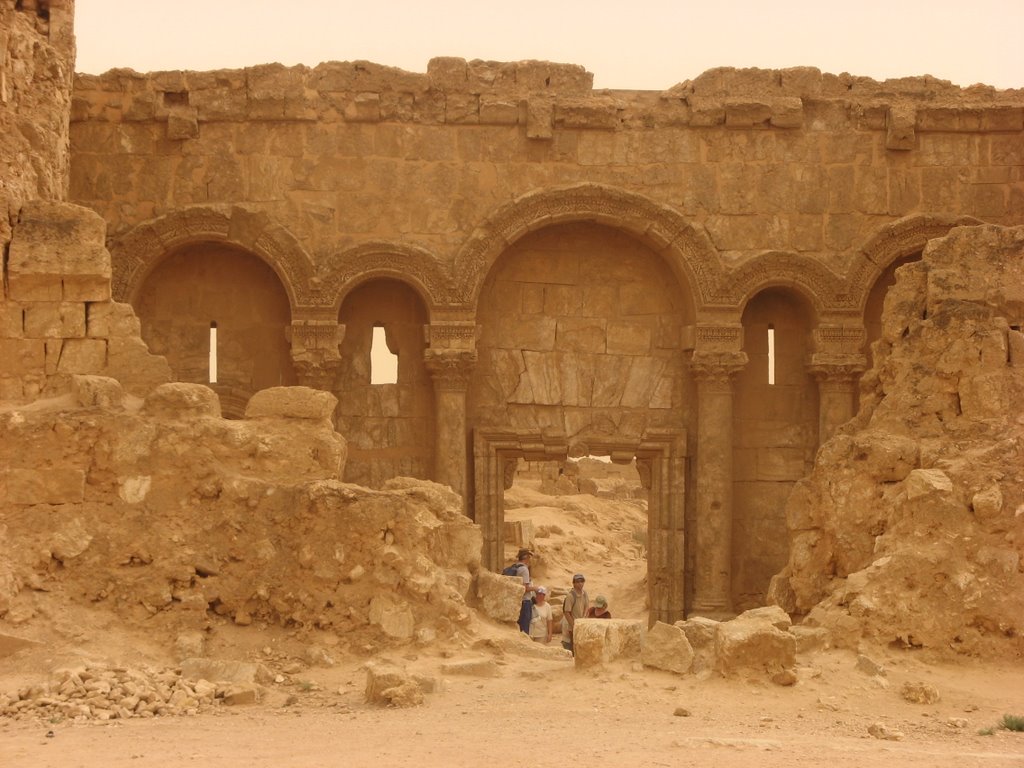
[
  {"left": 0, "top": 380, "right": 482, "bottom": 655},
  {"left": 770, "top": 225, "right": 1024, "bottom": 657}
]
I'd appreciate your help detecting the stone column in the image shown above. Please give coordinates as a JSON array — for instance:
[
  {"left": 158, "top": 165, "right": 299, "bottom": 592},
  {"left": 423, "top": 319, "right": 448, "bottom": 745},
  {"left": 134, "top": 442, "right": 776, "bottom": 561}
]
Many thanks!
[
  {"left": 808, "top": 361, "right": 864, "bottom": 444},
  {"left": 689, "top": 352, "right": 746, "bottom": 617},
  {"left": 809, "top": 327, "right": 867, "bottom": 445},
  {"left": 424, "top": 349, "right": 476, "bottom": 503},
  {"left": 287, "top": 320, "right": 345, "bottom": 390}
]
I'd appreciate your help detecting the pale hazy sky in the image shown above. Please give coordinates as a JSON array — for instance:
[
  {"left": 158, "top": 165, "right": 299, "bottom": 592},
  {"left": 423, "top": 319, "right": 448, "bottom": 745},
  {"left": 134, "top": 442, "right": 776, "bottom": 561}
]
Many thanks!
[{"left": 75, "top": 0, "right": 1023, "bottom": 90}]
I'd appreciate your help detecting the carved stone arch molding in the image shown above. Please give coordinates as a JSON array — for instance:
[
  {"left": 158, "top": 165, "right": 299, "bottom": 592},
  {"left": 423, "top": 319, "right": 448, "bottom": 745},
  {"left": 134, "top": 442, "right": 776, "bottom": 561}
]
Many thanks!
[
  {"left": 451, "top": 183, "right": 719, "bottom": 311},
  {"left": 720, "top": 250, "right": 846, "bottom": 317},
  {"left": 847, "top": 214, "right": 983, "bottom": 313},
  {"left": 108, "top": 205, "right": 316, "bottom": 311},
  {"left": 322, "top": 241, "right": 453, "bottom": 314}
]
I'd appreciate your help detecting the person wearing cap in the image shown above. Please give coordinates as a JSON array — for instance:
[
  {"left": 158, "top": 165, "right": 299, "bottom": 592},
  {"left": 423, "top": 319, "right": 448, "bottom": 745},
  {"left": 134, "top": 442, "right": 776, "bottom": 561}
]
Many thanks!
[
  {"left": 529, "top": 586, "right": 553, "bottom": 643},
  {"left": 560, "top": 573, "right": 590, "bottom": 653},
  {"left": 510, "top": 548, "right": 536, "bottom": 634},
  {"left": 586, "top": 595, "right": 611, "bottom": 619}
]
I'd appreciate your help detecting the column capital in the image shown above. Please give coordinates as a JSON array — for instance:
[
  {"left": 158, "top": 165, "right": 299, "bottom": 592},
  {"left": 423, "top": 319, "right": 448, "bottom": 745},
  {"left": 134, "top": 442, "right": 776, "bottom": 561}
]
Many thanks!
[
  {"left": 688, "top": 351, "right": 748, "bottom": 385},
  {"left": 424, "top": 349, "right": 477, "bottom": 390},
  {"left": 287, "top": 321, "right": 345, "bottom": 390},
  {"left": 806, "top": 355, "right": 866, "bottom": 384}
]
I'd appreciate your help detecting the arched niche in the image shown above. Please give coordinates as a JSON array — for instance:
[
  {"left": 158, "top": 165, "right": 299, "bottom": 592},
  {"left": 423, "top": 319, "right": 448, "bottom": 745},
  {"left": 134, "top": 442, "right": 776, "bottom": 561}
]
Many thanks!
[
  {"left": 336, "top": 278, "right": 433, "bottom": 488},
  {"left": 732, "top": 286, "right": 819, "bottom": 610},
  {"left": 110, "top": 205, "right": 315, "bottom": 311},
  {"left": 134, "top": 241, "right": 296, "bottom": 410},
  {"left": 468, "top": 221, "right": 696, "bottom": 442}
]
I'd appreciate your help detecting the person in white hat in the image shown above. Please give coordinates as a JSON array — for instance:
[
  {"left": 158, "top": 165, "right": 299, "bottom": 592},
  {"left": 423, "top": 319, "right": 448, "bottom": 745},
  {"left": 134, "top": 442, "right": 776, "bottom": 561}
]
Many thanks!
[{"left": 529, "top": 586, "right": 553, "bottom": 643}]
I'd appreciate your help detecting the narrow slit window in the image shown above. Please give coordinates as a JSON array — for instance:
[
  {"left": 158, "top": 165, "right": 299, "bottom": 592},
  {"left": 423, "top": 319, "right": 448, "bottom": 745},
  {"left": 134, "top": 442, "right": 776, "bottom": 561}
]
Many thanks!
[
  {"left": 209, "top": 321, "right": 218, "bottom": 384},
  {"left": 370, "top": 325, "right": 398, "bottom": 385},
  {"left": 767, "top": 324, "right": 775, "bottom": 386}
]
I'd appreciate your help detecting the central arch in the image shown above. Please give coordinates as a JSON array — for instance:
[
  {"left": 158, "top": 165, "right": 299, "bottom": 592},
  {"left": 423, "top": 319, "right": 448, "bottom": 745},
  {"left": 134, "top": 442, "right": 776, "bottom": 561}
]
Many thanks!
[
  {"left": 452, "top": 183, "right": 717, "bottom": 311},
  {"left": 466, "top": 216, "right": 698, "bottom": 623}
]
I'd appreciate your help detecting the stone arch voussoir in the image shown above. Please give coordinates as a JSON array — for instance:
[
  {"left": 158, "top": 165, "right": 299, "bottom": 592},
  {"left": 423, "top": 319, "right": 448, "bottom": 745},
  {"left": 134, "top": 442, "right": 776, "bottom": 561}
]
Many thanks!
[
  {"left": 108, "top": 205, "right": 316, "bottom": 312},
  {"left": 452, "top": 183, "right": 719, "bottom": 312},
  {"left": 324, "top": 241, "right": 452, "bottom": 316},
  {"left": 847, "top": 213, "right": 983, "bottom": 313},
  {"left": 722, "top": 251, "right": 847, "bottom": 319}
]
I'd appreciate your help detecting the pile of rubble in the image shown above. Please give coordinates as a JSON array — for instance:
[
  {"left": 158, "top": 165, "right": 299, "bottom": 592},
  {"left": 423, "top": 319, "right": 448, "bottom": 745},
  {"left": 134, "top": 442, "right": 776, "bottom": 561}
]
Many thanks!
[
  {"left": 769, "top": 225, "right": 1024, "bottom": 657},
  {"left": 0, "top": 664, "right": 242, "bottom": 722}
]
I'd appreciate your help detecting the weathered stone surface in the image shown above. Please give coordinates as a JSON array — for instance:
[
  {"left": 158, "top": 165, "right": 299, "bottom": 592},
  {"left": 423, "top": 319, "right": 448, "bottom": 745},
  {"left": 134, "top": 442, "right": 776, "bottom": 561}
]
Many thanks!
[
  {"left": 573, "top": 619, "right": 644, "bottom": 669},
  {"left": 365, "top": 662, "right": 429, "bottom": 706},
  {"left": 180, "top": 658, "right": 268, "bottom": 685},
  {"left": 8, "top": 203, "right": 111, "bottom": 302},
  {"left": 475, "top": 570, "right": 524, "bottom": 622},
  {"left": 641, "top": 621, "right": 694, "bottom": 674},
  {"left": 244, "top": 386, "right": 338, "bottom": 422},
  {"left": 676, "top": 616, "right": 719, "bottom": 675},
  {"left": 715, "top": 615, "right": 797, "bottom": 681},
  {"left": 772, "top": 225, "right": 1024, "bottom": 658},
  {"left": 143, "top": 383, "right": 222, "bottom": 419}
]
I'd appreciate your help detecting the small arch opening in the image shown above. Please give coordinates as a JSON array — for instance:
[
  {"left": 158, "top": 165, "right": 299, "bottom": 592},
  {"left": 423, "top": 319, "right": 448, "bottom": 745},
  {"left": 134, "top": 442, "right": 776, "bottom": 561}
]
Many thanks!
[
  {"left": 767, "top": 324, "right": 776, "bottom": 385},
  {"left": 370, "top": 325, "right": 398, "bottom": 385}
]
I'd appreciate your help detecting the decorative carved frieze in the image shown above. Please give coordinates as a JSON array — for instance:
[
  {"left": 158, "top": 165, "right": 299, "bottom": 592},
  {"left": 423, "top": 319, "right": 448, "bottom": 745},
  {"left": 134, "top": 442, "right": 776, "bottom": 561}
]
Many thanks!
[{"left": 426, "top": 321, "right": 479, "bottom": 350}]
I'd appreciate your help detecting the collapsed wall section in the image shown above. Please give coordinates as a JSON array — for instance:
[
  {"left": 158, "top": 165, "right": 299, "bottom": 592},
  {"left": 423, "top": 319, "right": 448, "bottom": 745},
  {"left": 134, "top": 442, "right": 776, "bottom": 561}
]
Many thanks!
[
  {"left": 1, "top": 201, "right": 171, "bottom": 401},
  {"left": 769, "top": 224, "right": 1024, "bottom": 658}
]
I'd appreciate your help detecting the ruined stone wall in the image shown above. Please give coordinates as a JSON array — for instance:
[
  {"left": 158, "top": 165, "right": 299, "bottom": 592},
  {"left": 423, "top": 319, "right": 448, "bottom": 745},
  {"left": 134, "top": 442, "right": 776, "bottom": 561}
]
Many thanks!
[
  {"left": 769, "top": 224, "right": 1024, "bottom": 657},
  {"left": 69, "top": 61, "right": 1024, "bottom": 281},
  {"left": 0, "top": 201, "right": 171, "bottom": 400},
  {"left": 0, "top": 0, "right": 75, "bottom": 240}
]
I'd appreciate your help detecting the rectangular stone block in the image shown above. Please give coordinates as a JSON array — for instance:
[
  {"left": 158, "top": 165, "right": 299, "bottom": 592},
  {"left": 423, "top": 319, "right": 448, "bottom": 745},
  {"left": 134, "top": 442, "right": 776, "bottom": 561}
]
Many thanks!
[
  {"left": 86, "top": 300, "right": 140, "bottom": 338},
  {"left": 479, "top": 100, "right": 518, "bottom": 126},
  {"left": 0, "top": 301, "right": 23, "bottom": 338},
  {"left": 556, "top": 317, "right": 606, "bottom": 353},
  {"left": 8, "top": 203, "right": 111, "bottom": 304},
  {"left": 2, "top": 468, "right": 85, "bottom": 505},
  {"left": 23, "top": 302, "right": 87, "bottom": 339},
  {"left": 606, "top": 323, "right": 652, "bottom": 355},
  {"left": 56, "top": 338, "right": 108, "bottom": 374},
  {"left": 444, "top": 93, "right": 479, "bottom": 124},
  {"left": 1, "top": 334, "right": 50, "bottom": 379},
  {"left": 620, "top": 357, "right": 665, "bottom": 407},
  {"left": 7, "top": 274, "right": 63, "bottom": 302},
  {"left": 525, "top": 97, "right": 553, "bottom": 140}
]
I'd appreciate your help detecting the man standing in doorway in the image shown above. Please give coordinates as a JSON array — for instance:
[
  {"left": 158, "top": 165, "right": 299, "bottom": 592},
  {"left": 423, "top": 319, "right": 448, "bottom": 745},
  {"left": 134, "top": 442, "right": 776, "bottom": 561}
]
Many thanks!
[{"left": 560, "top": 573, "right": 589, "bottom": 653}]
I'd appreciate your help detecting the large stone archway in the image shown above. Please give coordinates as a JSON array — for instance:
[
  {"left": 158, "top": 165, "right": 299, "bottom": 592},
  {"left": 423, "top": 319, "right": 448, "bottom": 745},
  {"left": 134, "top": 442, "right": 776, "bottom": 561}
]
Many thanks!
[{"left": 452, "top": 183, "right": 715, "bottom": 311}]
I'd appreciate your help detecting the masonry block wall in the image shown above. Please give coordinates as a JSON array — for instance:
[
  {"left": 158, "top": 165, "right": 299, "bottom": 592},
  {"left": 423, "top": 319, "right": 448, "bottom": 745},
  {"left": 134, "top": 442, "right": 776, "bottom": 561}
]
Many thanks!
[{"left": 63, "top": 58, "right": 1024, "bottom": 613}]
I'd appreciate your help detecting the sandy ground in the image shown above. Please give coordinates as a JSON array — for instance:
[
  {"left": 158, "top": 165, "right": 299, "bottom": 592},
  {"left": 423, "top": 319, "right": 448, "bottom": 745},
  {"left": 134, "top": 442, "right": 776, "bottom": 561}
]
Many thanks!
[
  {"left": 4, "top": 647, "right": 1024, "bottom": 768},
  {"left": 3, "top": 476, "right": 1023, "bottom": 767}
]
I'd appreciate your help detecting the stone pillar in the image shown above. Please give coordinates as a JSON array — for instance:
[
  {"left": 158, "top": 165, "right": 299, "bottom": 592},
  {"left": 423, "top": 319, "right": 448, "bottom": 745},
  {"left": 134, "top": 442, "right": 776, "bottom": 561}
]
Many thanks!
[
  {"left": 809, "top": 326, "right": 867, "bottom": 445},
  {"left": 287, "top": 320, "right": 345, "bottom": 390},
  {"left": 808, "top": 361, "right": 864, "bottom": 444},
  {"left": 689, "top": 352, "right": 746, "bottom": 617},
  {"left": 425, "top": 349, "right": 476, "bottom": 502}
]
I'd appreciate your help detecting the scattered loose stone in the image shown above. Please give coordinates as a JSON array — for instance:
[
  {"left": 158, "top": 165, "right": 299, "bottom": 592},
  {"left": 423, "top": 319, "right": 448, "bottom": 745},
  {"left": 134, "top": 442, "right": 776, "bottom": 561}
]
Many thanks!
[
  {"left": 868, "top": 722, "right": 904, "bottom": 740},
  {"left": 901, "top": 681, "right": 940, "bottom": 704}
]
